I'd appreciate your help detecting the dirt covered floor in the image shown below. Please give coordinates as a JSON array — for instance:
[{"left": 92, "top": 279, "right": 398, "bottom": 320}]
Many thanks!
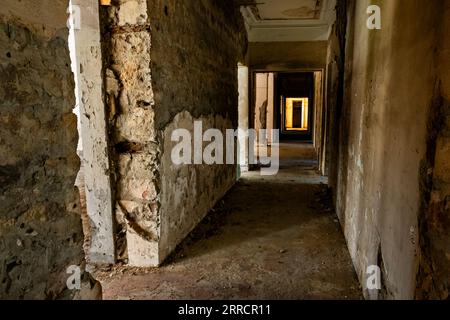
[{"left": 93, "top": 143, "right": 362, "bottom": 300}]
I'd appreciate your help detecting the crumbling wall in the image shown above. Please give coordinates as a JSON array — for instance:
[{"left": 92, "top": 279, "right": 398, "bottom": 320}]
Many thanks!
[
  {"left": 100, "top": 0, "right": 158, "bottom": 266},
  {"left": 159, "top": 112, "right": 235, "bottom": 261},
  {"left": 0, "top": 0, "right": 97, "bottom": 299},
  {"left": 101, "top": 0, "right": 246, "bottom": 266},
  {"left": 333, "top": 0, "right": 443, "bottom": 299},
  {"left": 150, "top": 0, "right": 247, "bottom": 263},
  {"left": 416, "top": 0, "right": 450, "bottom": 300}
]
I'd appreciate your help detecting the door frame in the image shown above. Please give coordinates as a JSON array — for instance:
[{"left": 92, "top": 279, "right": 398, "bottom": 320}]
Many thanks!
[{"left": 249, "top": 68, "right": 325, "bottom": 142}]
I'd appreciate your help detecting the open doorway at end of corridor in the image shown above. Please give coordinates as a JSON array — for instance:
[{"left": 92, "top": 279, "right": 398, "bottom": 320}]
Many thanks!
[{"left": 246, "top": 70, "right": 325, "bottom": 177}]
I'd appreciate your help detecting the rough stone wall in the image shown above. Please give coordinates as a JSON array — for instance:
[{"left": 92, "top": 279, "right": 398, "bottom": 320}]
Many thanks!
[
  {"left": 100, "top": 0, "right": 157, "bottom": 266},
  {"left": 101, "top": 0, "right": 246, "bottom": 266},
  {"left": 416, "top": 0, "right": 450, "bottom": 300},
  {"left": 0, "top": 0, "right": 95, "bottom": 299},
  {"left": 333, "top": 0, "right": 443, "bottom": 299}
]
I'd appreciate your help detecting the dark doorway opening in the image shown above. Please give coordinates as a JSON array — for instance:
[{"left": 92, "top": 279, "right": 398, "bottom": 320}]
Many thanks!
[
  {"left": 250, "top": 70, "right": 325, "bottom": 172},
  {"left": 275, "top": 72, "right": 315, "bottom": 141}
]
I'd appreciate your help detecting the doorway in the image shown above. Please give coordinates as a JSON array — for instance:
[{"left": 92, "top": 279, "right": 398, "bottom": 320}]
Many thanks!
[
  {"left": 250, "top": 70, "right": 325, "bottom": 172},
  {"left": 276, "top": 72, "right": 315, "bottom": 142}
]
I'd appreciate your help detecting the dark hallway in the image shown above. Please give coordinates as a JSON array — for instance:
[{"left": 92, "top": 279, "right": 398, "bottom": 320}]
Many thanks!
[{"left": 1, "top": 0, "right": 450, "bottom": 303}]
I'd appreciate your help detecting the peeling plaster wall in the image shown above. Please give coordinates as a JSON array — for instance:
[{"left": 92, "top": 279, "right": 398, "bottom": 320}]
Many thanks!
[
  {"left": 149, "top": 0, "right": 247, "bottom": 264},
  {"left": 333, "top": 0, "right": 444, "bottom": 299},
  {"left": 101, "top": 0, "right": 246, "bottom": 266},
  {"left": 159, "top": 112, "right": 236, "bottom": 261},
  {"left": 0, "top": 0, "right": 96, "bottom": 299}
]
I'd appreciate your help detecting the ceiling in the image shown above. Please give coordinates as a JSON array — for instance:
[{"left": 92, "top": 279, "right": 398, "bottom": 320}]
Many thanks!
[
  {"left": 240, "top": 0, "right": 336, "bottom": 42},
  {"left": 251, "top": 0, "right": 323, "bottom": 20}
]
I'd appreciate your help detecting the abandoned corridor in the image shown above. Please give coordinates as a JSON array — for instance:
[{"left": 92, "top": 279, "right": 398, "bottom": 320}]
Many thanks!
[{"left": 94, "top": 143, "right": 362, "bottom": 300}]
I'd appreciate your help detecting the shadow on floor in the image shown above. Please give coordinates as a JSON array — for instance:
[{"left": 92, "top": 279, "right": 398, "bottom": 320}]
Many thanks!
[{"left": 94, "top": 143, "right": 362, "bottom": 300}]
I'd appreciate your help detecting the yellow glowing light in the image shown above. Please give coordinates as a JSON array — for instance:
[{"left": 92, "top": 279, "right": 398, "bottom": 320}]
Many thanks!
[{"left": 285, "top": 97, "right": 309, "bottom": 131}]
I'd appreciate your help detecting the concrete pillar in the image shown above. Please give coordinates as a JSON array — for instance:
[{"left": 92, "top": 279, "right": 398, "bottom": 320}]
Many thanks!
[
  {"left": 267, "top": 73, "right": 275, "bottom": 145},
  {"left": 255, "top": 73, "right": 268, "bottom": 136},
  {"left": 238, "top": 65, "right": 249, "bottom": 173},
  {"left": 313, "top": 71, "right": 323, "bottom": 169}
]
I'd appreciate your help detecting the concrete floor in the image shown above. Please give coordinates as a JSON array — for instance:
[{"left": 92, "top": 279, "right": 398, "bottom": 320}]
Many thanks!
[{"left": 93, "top": 142, "right": 363, "bottom": 300}]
